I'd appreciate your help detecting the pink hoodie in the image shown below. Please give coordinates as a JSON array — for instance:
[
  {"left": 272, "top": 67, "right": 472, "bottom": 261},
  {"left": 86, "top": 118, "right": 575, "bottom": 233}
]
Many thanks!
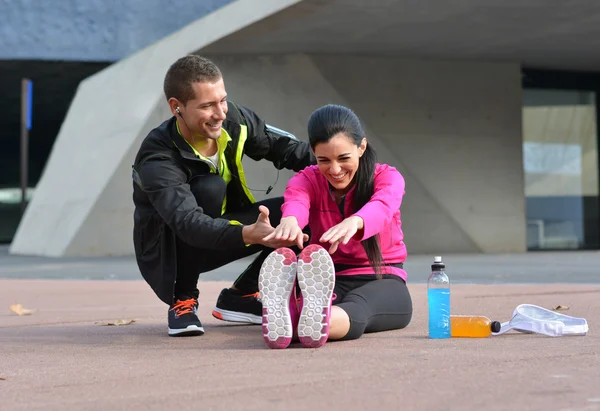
[{"left": 281, "top": 163, "right": 408, "bottom": 281}]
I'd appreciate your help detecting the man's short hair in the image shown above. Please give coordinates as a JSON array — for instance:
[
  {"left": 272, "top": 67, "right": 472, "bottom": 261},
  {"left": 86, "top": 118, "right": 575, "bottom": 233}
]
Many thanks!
[{"left": 163, "top": 55, "right": 222, "bottom": 104}]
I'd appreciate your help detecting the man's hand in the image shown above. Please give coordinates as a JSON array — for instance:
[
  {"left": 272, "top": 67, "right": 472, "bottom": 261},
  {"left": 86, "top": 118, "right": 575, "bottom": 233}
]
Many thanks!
[
  {"left": 263, "top": 216, "right": 307, "bottom": 249},
  {"left": 242, "top": 205, "right": 275, "bottom": 245},
  {"left": 320, "top": 216, "right": 364, "bottom": 254},
  {"left": 242, "top": 207, "right": 308, "bottom": 248}
]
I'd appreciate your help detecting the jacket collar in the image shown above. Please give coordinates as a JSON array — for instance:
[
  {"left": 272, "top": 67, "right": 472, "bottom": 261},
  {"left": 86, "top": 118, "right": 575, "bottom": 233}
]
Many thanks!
[
  {"left": 169, "top": 117, "right": 198, "bottom": 160},
  {"left": 168, "top": 117, "right": 232, "bottom": 160}
]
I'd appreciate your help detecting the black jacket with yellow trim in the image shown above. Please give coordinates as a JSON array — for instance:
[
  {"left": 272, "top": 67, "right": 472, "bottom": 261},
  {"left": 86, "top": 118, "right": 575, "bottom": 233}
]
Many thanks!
[{"left": 132, "top": 102, "right": 313, "bottom": 303}]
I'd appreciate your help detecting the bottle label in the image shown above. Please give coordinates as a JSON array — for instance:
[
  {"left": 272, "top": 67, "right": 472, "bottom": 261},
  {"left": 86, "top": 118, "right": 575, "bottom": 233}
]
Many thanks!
[{"left": 428, "top": 288, "right": 450, "bottom": 338}]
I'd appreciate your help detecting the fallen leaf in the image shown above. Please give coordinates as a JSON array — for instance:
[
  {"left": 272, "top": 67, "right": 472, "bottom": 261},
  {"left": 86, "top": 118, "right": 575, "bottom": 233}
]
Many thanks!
[
  {"left": 95, "top": 319, "right": 136, "bottom": 326},
  {"left": 553, "top": 305, "right": 569, "bottom": 311},
  {"left": 9, "top": 304, "right": 35, "bottom": 316}
]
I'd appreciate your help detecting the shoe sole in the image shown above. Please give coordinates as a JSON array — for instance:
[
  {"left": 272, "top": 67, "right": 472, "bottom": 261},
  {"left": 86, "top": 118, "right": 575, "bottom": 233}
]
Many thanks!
[
  {"left": 258, "top": 248, "right": 297, "bottom": 349},
  {"left": 297, "top": 244, "right": 335, "bottom": 348},
  {"left": 211, "top": 308, "right": 261, "bottom": 324},
  {"left": 168, "top": 325, "right": 205, "bottom": 337}
]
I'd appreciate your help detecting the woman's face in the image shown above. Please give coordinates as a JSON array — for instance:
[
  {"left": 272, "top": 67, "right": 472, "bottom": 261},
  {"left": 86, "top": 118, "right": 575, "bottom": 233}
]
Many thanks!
[{"left": 313, "top": 133, "right": 367, "bottom": 192}]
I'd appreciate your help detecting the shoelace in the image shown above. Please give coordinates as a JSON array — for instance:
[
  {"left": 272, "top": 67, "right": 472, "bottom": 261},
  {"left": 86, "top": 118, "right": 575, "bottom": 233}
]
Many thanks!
[
  {"left": 243, "top": 291, "right": 261, "bottom": 303},
  {"left": 170, "top": 298, "right": 197, "bottom": 316}
]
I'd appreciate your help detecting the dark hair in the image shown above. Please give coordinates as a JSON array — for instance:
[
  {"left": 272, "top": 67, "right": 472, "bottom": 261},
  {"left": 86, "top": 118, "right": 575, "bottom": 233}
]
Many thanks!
[
  {"left": 163, "top": 55, "right": 222, "bottom": 104},
  {"left": 307, "top": 104, "right": 384, "bottom": 277}
]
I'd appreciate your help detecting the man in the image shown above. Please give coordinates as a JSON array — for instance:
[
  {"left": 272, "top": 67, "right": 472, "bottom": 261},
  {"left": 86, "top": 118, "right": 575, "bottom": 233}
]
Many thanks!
[{"left": 132, "top": 55, "right": 313, "bottom": 336}]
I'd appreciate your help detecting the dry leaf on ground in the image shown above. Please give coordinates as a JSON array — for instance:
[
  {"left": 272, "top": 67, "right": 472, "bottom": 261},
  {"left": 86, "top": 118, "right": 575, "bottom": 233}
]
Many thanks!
[
  {"left": 9, "top": 304, "right": 35, "bottom": 316},
  {"left": 552, "top": 305, "right": 569, "bottom": 311},
  {"left": 95, "top": 319, "right": 136, "bottom": 326}
]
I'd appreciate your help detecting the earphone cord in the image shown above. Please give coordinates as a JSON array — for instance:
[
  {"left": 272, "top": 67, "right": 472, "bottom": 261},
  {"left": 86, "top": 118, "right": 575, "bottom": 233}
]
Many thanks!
[
  {"left": 176, "top": 109, "right": 195, "bottom": 145},
  {"left": 233, "top": 169, "right": 279, "bottom": 195}
]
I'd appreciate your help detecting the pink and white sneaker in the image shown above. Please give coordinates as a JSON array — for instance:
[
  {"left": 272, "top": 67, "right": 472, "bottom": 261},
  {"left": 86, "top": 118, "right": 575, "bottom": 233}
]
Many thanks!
[
  {"left": 297, "top": 244, "right": 336, "bottom": 348},
  {"left": 258, "top": 248, "right": 298, "bottom": 349}
]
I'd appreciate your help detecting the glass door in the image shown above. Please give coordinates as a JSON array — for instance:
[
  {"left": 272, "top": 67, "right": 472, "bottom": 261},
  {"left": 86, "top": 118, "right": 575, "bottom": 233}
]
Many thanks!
[{"left": 522, "top": 89, "right": 599, "bottom": 250}]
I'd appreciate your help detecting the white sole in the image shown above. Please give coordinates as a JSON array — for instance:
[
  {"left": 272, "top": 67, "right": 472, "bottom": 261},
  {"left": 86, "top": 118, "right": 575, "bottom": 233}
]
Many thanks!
[
  {"left": 211, "top": 307, "right": 261, "bottom": 324},
  {"left": 168, "top": 325, "right": 205, "bottom": 336},
  {"left": 297, "top": 245, "right": 336, "bottom": 348},
  {"left": 258, "top": 248, "right": 297, "bottom": 349}
]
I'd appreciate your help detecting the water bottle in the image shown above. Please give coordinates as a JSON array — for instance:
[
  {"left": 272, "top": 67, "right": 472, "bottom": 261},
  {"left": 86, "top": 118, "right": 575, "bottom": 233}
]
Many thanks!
[
  {"left": 428, "top": 256, "right": 450, "bottom": 339},
  {"left": 450, "top": 315, "right": 501, "bottom": 338}
]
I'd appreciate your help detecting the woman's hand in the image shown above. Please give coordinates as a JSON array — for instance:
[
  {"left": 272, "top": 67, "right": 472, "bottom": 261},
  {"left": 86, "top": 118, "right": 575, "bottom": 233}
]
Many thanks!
[
  {"left": 320, "top": 216, "right": 364, "bottom": 254},
  {"left": 262, "top": 216, "right": 307, "bottom": 249}
]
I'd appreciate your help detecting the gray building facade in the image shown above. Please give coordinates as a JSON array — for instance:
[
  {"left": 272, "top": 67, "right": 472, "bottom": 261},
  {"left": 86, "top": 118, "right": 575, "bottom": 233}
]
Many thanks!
[{"left": 5, "top": 0, "right": 600, "bottom": 256}]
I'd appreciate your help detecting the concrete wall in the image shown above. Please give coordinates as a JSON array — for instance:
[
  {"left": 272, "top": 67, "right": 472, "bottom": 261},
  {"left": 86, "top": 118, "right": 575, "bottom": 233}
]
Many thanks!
[
  {"left": 10, "top": 45, "right": 526, "bottom": 256},
  {"left": 0, "top": 0, "right": 235, "bottom": 61},
  {"left": 210, "top": 55, "right": 526, "bottom": 254},
  {"left": 9, "top": 0, "right": 303, "bottom": 257},
  {"left": 312, "top": 56, "right": 526, "bottom": 254}
]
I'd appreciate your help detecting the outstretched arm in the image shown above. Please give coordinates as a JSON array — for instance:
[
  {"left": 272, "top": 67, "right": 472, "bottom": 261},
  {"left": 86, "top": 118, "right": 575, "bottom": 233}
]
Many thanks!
[
  {"left": 352, "top": 165, "right": 405, "bottom": 241},
  {"left": 263, "top": 169, "right": 314, "bottom": 248},
  {"left": 318, "top": 165, "right": 404, "bottom": 253}
]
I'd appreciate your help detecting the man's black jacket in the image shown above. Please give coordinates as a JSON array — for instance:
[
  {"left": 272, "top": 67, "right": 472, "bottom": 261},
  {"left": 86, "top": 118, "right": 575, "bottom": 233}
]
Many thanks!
[{"left": 132, "top": 102, "right": 313, "bottom": 303}]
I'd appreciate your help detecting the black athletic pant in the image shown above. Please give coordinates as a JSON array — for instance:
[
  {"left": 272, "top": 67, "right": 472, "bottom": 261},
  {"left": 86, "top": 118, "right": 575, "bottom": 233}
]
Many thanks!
[
  {"left": 173, "top": 173, "right": 286, "bottom": 300},
  {"left": 333, "top": 275, "right": 412, "bottom": 340}
]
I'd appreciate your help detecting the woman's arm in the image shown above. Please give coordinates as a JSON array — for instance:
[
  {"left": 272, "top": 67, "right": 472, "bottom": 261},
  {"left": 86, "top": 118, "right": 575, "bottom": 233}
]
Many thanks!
[
  {"left": 280, "top": 168, "right": 314, "bottom": 229},
  {"left": 263, "top": 168, "right": 314, "bottom": 248},
  {"left": 351, "top": 164, "right": 405, "bottom": 241}
]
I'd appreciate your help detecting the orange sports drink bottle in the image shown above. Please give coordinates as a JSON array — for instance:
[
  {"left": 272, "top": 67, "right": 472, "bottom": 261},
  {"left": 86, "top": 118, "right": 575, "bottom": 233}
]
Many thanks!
[{"left": 450, "top": 315, "right": 501, "bottom": 338}]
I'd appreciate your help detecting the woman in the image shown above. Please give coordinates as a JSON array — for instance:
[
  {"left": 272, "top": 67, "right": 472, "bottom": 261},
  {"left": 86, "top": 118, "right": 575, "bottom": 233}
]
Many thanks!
[{"left": 259, "top": 104, "right": 412, "bottom": 349}]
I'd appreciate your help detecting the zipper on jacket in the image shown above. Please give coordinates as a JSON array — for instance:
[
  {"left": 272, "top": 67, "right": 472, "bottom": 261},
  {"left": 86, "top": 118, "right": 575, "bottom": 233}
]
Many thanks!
[
  {"left": 328, "top": 188, "right": 346, "bottom": 218},
  {"left": 338, "top": 194, "right": 347, "bottom": 218},
  {"left": 198, "top": 155, "right": 220, "bottom": 175},
  {"left": 171, "top": 137, "right": 222, "bottom": 176}
]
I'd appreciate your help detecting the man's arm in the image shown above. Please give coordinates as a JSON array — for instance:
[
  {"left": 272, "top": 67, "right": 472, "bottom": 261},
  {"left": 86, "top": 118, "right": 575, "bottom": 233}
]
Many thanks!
[
  {"left": 237, "top": 104, "right": 315, "bottom": 171},
  {"left": 137, "top": 157, "right": 247, "bottom": 250}
]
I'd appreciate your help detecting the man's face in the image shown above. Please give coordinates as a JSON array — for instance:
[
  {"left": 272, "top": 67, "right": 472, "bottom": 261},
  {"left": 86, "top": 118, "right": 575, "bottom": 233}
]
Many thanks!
[{"left": 180, "top": 78, "right": 228, "bottom": 140}]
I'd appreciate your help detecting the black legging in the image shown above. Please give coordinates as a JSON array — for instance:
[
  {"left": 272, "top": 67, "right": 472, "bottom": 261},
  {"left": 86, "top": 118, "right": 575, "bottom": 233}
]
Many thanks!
[{"left": 333, "top": 275, "right": 412, "bottom": 340}]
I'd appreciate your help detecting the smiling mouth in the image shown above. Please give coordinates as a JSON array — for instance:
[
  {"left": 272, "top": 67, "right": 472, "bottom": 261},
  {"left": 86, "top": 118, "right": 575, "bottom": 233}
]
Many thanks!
[
  {"left": 206, "top": 122, "right": 221, "bottom": 129},
  {"left": 330, "top": 173, "right": 347, "bottom": 181}
]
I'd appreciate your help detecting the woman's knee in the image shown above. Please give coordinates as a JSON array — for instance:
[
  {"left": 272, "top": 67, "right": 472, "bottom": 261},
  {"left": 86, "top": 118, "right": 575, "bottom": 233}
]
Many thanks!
[
  {"left": 334, "top": 300, "right": 369, "bottom": 341},
  {"left": 333, "top": 280, "right": 413, "bottom": 339},
  {"left": 328, "top": 305, "right": 352, "bottom": 340}
]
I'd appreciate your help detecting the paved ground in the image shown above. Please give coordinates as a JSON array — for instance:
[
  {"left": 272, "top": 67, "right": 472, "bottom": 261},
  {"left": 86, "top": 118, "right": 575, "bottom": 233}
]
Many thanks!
[
  {"left": 1, "top": 247, "right": 599, "bottom": 411},
  {"left": 2, "top": 245, "right": 600, "bottom": 284}
]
